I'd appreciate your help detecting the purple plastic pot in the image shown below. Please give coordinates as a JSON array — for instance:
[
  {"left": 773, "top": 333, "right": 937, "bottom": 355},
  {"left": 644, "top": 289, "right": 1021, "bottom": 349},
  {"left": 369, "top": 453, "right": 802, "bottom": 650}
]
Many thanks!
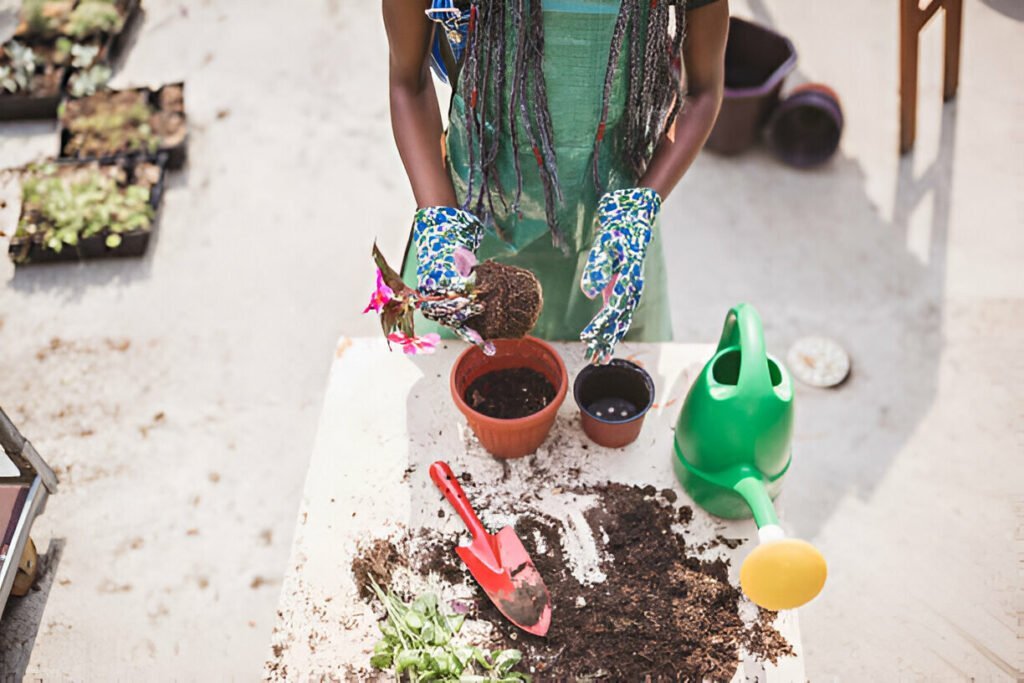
[
  {"left": 767, "top": 83, "right": 844, "bottom": 168},
  {"left": 706, "top": 17, "right": 798, "bottom": 156}
]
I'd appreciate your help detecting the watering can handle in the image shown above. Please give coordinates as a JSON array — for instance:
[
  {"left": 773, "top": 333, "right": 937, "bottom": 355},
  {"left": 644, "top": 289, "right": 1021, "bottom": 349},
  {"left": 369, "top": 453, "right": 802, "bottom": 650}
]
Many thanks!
[{"left": 717, "top": 303, "right": 774, "bottom": 393}]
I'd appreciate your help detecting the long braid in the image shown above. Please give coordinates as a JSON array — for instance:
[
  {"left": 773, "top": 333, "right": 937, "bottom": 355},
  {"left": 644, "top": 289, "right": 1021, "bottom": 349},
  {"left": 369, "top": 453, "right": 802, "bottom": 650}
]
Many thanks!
[{"left": 454, "top": 0, "right": 686, "bottom": 245}]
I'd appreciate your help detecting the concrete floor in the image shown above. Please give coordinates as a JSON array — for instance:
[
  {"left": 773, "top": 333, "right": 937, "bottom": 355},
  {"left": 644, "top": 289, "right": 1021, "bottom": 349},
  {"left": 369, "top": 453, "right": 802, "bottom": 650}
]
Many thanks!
[{"left": 0, "top": 0, "right": 1021, "bottom": 679}]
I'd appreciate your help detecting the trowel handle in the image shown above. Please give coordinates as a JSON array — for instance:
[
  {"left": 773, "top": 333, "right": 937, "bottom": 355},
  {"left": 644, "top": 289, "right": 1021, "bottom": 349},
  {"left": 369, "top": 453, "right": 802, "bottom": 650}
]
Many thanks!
[
  {"left": 430, "top": 461, "right": 488, "bottom": 541},
  {"left": 718, "top": 304, "right": 773, "bottom": 392}
]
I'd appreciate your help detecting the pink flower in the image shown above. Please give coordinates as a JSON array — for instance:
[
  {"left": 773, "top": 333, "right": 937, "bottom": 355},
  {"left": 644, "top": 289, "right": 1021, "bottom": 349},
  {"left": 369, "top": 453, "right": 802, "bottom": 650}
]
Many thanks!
[
  {"left": 387, "top": 331, "right": 442, "bottom": 355},
  {"left": 363, "top": 269, "right": 395, "bottom": 314}
]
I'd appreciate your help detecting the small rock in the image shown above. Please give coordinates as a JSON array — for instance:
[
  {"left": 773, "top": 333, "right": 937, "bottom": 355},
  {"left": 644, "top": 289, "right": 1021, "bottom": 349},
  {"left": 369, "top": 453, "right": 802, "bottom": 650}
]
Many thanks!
[{"left": 575, "top": 596, "right": 587, "bottom": 608}]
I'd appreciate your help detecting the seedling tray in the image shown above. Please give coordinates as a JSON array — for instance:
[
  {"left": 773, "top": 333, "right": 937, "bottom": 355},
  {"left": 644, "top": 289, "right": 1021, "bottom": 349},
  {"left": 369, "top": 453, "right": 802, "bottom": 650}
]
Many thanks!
[
  {"left": 58, "top": 82, "right": 188, "bottom": 169},
  {"left": 7, "top": 153, "right": 168, "bottom": 265},
  {"left": 0, "top": 61, "right": 68, "bottom": 121}
]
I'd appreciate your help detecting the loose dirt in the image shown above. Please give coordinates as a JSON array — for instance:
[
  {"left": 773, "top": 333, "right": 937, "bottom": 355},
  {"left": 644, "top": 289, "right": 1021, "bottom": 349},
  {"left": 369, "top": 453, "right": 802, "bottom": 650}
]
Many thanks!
[
  {"left": 464, "top": 367, "right": 555, "bottom": 419},
  {"left": 352, "top": 482, "right": 793, "bottom": 680}
]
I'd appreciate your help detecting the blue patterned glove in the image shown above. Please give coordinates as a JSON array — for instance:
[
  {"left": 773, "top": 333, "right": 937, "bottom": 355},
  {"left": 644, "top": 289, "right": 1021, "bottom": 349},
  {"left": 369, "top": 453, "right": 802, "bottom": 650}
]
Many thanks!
[
  {"left": 580, "top": 188, "right": 661, "bottom": 364},
  {"left": 413, "top": 206, "right": 487, "bottom": 346}
]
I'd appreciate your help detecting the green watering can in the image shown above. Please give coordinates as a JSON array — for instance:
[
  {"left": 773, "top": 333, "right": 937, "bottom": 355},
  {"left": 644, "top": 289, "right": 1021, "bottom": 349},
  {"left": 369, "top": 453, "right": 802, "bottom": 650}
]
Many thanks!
[{"left": 673, "top": 303, "right": 826, "bottom": 610}]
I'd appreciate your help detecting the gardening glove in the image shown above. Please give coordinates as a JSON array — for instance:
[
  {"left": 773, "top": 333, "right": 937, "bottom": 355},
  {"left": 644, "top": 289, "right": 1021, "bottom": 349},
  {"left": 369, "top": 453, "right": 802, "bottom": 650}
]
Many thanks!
[
  {"left": 580, "top": 187, "right": 661, "bottom": 364},
  {"left": 413, "top": 206, "right": 487, "bottom": 346}
]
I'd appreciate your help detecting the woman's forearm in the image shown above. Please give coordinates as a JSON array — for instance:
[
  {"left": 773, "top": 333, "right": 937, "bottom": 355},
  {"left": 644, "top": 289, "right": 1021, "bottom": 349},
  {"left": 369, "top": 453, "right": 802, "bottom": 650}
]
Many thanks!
[
  {"left": 389, "top": 76, "right": 458, "bottom": 208},
  {"left": 383, "top": 0, "right": 457, "bottom": 208},
  {"left": 638, "top": 0, "right": 729, "bottom": 200},
  {"left": 639, "top": 87, "right": 723, "bottom": 199}
]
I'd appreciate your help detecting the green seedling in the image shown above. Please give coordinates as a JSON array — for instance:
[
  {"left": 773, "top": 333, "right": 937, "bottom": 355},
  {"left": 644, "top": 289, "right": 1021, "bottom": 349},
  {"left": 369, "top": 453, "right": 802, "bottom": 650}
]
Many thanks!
[
  {"left": 68, "top": 63, "right": 111, "bottom": 97},
  {"left": 0, "top": 42, "right": 39, "bottom": 94},
  {"left": 369, "top": 579, "right": 529, "bottom": 682},
  {"left": 63, "top": 92, "right": 159, "bottom": 158},
  {"left": 15, "top": 162, "right": 154, "bottom": 258},
  {"left": 65, "top": 1, "right": 123, "bottom": 39}
]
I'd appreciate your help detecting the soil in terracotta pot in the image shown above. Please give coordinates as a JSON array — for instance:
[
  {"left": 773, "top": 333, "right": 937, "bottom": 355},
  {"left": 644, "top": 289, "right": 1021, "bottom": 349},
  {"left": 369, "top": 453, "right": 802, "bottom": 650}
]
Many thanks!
[
  {"left": 466, "top": 260, "right": 543, "bottom": 340},
  {"left": 62, "top": 85, "right": 186, "bottom": 159},
  {"left": 353, "top": 481, "right": 793, "bottom": 680},
  {"left": 464, "top": 367, "right": 555, "bottom": 419}
]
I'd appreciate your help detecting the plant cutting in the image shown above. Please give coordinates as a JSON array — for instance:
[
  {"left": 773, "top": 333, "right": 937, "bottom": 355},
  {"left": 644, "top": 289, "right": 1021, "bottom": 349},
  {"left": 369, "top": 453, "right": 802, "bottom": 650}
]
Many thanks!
[
  {"left": 573, "top": 358, "right": 655, "bottom": 448},
  {"left": 450, "top": 337, "right": 567, "bottom": 459},
  {"left": 364, "top": 244, "right": 543, "bottom": 355},
  {"left": 59, "top": 83, "right": 188, "bottom": 168},
  {"left": 368, "top": 580, "right": 529, "bottom": 681},
  {"left": 8, "top": 157, "right": 165, "bottom": 264}
]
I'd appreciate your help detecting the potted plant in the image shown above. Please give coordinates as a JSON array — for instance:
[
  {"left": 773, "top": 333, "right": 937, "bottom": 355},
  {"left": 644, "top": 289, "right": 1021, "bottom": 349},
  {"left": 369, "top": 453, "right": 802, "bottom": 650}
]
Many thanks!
[
  {"left": 573, "top": 358, "right": 655, "bottom": 448},
  {"left": 59, "top": 82, "right": 188, "bottom": 168},
  {"left": 8, "top": 155, "right": 167, "bottom": 265},
  {"left": 0, "top": 40, "right": 68, "bottom": 120}
]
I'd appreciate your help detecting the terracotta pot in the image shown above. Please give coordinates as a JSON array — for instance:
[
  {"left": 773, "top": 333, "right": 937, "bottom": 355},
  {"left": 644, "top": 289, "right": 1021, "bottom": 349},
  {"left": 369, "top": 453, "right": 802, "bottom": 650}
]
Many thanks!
[
  {"left": 450, "top": 337, "right": 568, "bottom": 459},
  {"left": 573, "top": 359, "right": 655, "bottom": 448}
]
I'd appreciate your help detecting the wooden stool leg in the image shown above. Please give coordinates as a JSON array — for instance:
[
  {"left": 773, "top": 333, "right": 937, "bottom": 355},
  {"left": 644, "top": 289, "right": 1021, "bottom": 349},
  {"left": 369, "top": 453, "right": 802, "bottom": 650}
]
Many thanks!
[
  {"left": 943, "top": 0, "right": 963, "bottom": 101},
  {"left": 900, "top": 0, "right": 920, "bottom": 154}
]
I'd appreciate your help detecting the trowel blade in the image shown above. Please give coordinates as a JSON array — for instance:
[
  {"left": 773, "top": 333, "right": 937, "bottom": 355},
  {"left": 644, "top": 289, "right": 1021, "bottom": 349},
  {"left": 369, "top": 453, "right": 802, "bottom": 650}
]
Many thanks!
[{"left": 456, "top": 526, "right": 552, "bottom": 637}]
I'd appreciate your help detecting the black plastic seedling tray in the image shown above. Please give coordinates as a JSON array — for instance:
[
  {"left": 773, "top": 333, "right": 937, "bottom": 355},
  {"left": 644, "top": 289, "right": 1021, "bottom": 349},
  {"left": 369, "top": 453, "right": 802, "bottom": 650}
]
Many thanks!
[
  {"left": 58, "top": 82, "right": 187, "bottom": 170},
  {"left": 7, "top": 153, "right": 168, "bottom": 265}
]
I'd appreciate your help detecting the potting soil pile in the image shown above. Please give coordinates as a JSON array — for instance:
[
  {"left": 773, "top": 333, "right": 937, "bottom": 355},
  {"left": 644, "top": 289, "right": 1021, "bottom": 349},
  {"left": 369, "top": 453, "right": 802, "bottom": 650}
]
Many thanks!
[{"left": 351, "top": 446, "right": 793, "bottom": 679}]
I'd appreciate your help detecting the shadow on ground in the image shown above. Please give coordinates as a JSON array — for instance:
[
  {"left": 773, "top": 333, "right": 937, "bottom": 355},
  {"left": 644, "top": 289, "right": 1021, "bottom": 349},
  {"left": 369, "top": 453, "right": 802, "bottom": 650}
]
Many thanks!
[{"left": 0, "top": 538, "right": 65, "bottom": 680}]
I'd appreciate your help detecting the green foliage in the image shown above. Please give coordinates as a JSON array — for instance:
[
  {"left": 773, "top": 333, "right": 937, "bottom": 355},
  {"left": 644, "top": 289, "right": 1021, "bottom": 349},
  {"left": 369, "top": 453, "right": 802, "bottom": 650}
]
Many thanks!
[
  {"left": 369, "top": 581, "right": 529, "bottom": 682},
  {"left": 21, "top": 0, "right": 56, "bottom": 36},
  {"left": 15, "top": 163, "right": 154, "bottom": 255},
  {"left": 0, "top": 42, "right": 39, "bottom": 94},
  {"left": 66, "top": 1, "right": 123, "bottom": 39},
  {"left": 70, "top": 43, "right": 100, "bottom": 68},
  {"left": 68, "top": 63, "right": 111, "bottom": 97}
]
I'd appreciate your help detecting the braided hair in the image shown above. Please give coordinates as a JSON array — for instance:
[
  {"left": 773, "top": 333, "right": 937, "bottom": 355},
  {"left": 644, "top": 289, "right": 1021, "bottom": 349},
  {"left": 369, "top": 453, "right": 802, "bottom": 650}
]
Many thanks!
[{"left": 457, "top": 0, "right": 687, "bottom": 250}]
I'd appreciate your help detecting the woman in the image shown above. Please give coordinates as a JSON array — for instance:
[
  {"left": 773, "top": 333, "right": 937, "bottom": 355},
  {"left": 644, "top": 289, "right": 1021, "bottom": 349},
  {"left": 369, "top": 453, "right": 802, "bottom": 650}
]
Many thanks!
[{"left": 384, "top": 0, "right": 727, "bottom": 362}]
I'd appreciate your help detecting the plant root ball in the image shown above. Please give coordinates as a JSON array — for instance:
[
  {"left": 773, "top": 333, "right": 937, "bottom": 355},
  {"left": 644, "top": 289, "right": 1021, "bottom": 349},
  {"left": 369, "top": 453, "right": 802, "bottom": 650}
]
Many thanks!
[{"left": 467, "top": 260, "right": 543, "bottom": 340}]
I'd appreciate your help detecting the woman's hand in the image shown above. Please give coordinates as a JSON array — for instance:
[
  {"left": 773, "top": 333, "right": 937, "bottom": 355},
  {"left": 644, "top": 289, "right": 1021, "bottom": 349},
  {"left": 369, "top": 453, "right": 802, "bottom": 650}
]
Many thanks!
[
  {"left": 580, "top": 188, "right": 661, "bottom": 363},
  {"left": 413, "top": 206, "right": 488, "bottom": 346}
]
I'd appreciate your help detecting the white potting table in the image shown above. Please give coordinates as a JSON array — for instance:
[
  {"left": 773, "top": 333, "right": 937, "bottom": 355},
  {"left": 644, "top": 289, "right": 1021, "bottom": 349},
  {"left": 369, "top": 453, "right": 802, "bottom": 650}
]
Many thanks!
[{"left": 267, "top": 337, "right": 805, "bottom": 680}]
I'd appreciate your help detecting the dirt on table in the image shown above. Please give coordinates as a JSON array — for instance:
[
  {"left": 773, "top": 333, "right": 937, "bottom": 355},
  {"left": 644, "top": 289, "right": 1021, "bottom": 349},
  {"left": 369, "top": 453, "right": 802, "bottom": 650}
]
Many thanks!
[
  {"left": 465, "top": 368, "right": 555, "bottom": 419},
  {"left": 354, "top": 482, "right": 793, "bottom": 680}
]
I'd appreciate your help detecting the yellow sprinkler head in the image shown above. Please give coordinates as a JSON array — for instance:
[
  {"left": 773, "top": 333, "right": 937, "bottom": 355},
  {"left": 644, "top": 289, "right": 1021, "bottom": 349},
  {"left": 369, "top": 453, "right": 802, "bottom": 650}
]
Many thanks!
[{"left": 740, "top": 536, "right": 827, "bottom": 611}]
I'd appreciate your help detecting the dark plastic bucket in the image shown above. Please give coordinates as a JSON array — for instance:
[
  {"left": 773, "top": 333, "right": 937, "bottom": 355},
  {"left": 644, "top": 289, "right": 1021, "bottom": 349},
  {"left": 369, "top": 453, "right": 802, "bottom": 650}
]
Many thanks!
[
  {"left": 767, "top": 83, "right": 844, "bottom": 168},
  {"left": 706, "top": 17, "right": 798, "bottom": 156}
]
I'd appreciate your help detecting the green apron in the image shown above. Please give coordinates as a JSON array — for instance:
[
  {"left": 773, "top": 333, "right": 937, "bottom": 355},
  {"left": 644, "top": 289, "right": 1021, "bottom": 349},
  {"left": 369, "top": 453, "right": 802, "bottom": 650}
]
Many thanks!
[{"left": 402, "top": 0, "right": 672, "bottom": 343}]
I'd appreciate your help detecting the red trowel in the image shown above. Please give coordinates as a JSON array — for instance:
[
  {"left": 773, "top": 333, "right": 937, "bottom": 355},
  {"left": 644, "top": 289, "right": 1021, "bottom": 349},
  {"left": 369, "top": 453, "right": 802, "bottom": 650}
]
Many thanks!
[{"left": 429, "top": 461, "right": 552, "bottom": 637}]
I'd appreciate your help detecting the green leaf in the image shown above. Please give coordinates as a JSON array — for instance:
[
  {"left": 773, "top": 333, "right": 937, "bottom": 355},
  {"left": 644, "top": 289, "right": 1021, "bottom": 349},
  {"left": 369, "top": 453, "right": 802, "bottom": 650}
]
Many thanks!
[
  {"left": 369, "top": 653, "right": 392, "bottom": 669},
  {"left": 372, "top": 242, "right": 410, "bottom": 295},
  {"left": 105, "top": 233, "right": 122, "bottom": 248}
]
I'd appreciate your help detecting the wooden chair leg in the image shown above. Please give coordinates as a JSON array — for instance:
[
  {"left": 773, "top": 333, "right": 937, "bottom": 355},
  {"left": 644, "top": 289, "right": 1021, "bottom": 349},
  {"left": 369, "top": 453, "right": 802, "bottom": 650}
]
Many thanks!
[
  {"left": 943, "top": 0, "right": 963, "bottom": 101},
  {"left": 900, "top": 0, "right": 920, "bottom": 154}
]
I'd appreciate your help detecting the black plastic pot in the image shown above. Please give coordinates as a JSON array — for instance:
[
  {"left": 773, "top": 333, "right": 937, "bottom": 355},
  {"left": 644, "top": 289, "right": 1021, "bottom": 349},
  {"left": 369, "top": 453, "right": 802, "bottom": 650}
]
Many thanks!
[
  {"left": 767, "top": 83, "right": 844, "bottom": 168},
  {"left": 0, "top": 66, "right": 69, "bottom": 121},
  {"left": 8, "top": 153, "right": 168, "bottom": 265},
  {"left": 573, "top": 359, "right": 655, "bottom": 449},
  {"left": 59, "top": 82, "right": 188, "bottom": 169},
  {"left": 706, "top": 17, "right": 798, "bottom": 156}
]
